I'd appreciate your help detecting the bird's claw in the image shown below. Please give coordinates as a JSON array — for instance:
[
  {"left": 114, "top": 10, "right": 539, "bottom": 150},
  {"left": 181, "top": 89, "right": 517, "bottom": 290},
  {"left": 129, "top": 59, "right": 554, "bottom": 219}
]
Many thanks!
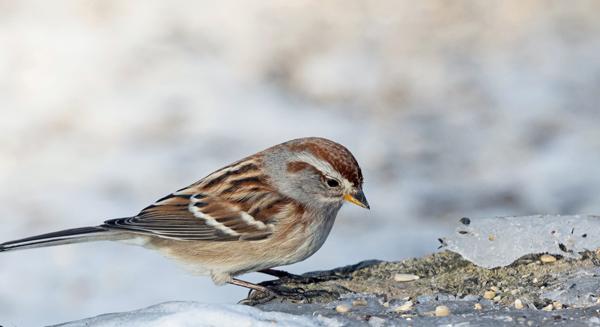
[{"left": 240, "top": 285, "right": 336, "bottom": 306}]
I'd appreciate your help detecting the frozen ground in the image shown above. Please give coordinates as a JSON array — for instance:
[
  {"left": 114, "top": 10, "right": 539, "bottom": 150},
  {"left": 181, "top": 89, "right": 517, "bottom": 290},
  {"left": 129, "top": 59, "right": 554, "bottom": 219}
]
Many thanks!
[
  {"left": 53, "top": 302, "right": 338, "bottom": 327},
  {"left": 55, "top": 215, "right": 600, "bottom": 327},
  {"left": 1, "top": 1, "right": 600, "bottom": 326},
  {"left": 54, "top": 299, "right": 600, "bottom": 327}
]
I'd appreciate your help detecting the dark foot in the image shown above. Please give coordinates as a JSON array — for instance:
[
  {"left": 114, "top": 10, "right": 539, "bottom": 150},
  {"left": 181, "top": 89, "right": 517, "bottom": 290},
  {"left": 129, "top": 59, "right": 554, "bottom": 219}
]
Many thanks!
[
  {"left": 238, "top": 289, "right": 276, "bottom": 305},
  {"left": 240, "top": 284, "right": 338, "bottom": 306}
]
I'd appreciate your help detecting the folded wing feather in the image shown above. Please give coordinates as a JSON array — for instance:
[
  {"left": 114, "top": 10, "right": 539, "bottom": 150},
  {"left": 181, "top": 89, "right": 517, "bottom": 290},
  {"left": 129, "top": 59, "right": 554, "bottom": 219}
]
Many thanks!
[{"left": 103, "top": 192, "right": 274, "bottom": 241}]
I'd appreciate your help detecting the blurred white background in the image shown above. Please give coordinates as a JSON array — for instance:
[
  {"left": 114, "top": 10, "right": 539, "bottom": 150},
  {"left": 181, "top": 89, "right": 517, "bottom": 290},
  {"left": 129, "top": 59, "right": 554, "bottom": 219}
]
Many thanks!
[{"left": 1, "top": 1, "right": 600, "bottom": 325}]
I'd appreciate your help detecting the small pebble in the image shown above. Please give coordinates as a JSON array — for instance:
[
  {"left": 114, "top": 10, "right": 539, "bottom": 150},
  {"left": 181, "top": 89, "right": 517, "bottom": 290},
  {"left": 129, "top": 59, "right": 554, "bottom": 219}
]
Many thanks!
[
  {"left": 394, "top": 300, "right": 413, "bottom": 313},
  {"left": 483, "top": 290, "right": 496, "bottom": 300},
  {"left": 394, "top": 273, "right": 420, "bottom": 282},
  {"left": 540, "top": 254, "right": 557, "bottom": 263},
  {"left": 553, "top": 301, "right": 563, "bottom": 310},
  {"left": 493, "top": 295, "right": 502, "bottom": 302},
  {"left": 382, "top": 301, "right": 390, "bottom": 308},
  {"left": 532, "top": 278, "right": 539, "bottom": 283},
  {"left": 515, "top": 299, "right": 524, "bottom": 309},
  {"left": 474, "top": 303, "right": 483, "bottom": 310},
  {"left": 510, "top": 289, "right": 519, "bottom": 295},
  {"left": 435, "top": 305, "right": 451, "bottom": 317},
  {"left": 490, "top": 286, "right": 499, "bottom": 292},
  {"left": 352, "top": 298, "right": 368, "bottom": 307},
  {"left": 336, "top": 304, "right": 351, "bottom": 313},
  {"left": 542, "top": 304, "right": 553, "bottom": 311}
]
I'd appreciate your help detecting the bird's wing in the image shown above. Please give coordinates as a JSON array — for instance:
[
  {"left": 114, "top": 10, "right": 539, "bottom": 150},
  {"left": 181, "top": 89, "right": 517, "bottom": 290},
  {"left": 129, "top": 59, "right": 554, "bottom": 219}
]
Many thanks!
[
  {"left": 103, "top": 158, "right": 296, "bottom": 241},
  {"left": 103, "top": 192, "right": 282, "bottom": 241}
]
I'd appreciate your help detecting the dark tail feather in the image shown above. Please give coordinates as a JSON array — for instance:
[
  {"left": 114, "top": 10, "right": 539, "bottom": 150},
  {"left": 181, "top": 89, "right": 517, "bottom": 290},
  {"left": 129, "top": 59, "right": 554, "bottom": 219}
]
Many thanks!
[{"left": 0, "top": 226, "right": 117, "bottom": 252}]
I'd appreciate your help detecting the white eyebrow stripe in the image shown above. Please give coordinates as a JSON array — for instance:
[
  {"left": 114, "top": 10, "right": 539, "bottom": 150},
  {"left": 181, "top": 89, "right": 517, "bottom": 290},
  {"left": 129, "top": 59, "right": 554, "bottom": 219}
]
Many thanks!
[{"left": 294, "top": 152, "right": 343, "bottom": 181}]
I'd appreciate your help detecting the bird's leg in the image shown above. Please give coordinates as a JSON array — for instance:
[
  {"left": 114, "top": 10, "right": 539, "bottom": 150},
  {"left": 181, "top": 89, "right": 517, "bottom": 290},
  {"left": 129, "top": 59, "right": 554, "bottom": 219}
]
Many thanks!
[
  {"left": 230, "top": 278, "right": 277, "bottom": 305},
  {"left": 229, "top": 278, "right": 272, "bottom": 294}
]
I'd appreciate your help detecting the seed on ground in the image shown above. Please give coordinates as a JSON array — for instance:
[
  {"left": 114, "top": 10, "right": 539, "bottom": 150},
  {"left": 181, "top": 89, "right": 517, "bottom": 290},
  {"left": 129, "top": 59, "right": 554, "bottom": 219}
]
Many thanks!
[
  {"left": 394, "top": 300, "right": 413, "bottom": 313},
  {"left": 435, "top": 305, "right": 451, "bottom": 317},
  {"left": 553, "top": 301, "right": 563, "bottom": 310},
  {"left": 540, "top": 254, "right": 557, "bottom": 263},
  {"left": 542, "top": 304, "right": 553, "bottom": 311},
  {"left": 474, "top": 303, "right": 483, "bottom": 310},
  {"left": 514, "top": 299, "right": 524, "bottom": 309},
  {"left": 335, "top": 304, "right": 350, "bottom": 313},
  {"left": 394, "top": 273, "right": 420, "bottom": 282},
  {"left": 352, "top": 298, "right": 368, "bottom": 306},
  {"left": 483, "top": 290, "right": 496, "bottom": 300}
]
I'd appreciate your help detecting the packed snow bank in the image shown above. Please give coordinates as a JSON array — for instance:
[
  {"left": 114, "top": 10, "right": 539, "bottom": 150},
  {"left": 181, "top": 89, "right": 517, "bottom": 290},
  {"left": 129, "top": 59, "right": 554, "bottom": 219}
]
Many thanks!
[
  {"left": 443, "top": 215, "right": 600, "bottom": 268},
  {"left": 52, "top": 301, "right": 338, "bottom": 327}
]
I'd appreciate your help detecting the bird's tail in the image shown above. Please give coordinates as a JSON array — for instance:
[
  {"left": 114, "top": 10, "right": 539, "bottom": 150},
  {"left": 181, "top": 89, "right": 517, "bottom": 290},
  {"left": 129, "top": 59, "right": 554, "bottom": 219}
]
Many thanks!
[{"left": 0, "top": 226, "right": 123, "bottom": 253}]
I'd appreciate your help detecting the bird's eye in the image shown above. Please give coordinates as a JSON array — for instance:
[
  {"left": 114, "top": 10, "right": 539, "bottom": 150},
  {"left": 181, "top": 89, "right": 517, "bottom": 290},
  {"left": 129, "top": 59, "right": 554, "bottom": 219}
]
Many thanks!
[{"left": 325, "top": 178, "right": 340, "bottom": 188}]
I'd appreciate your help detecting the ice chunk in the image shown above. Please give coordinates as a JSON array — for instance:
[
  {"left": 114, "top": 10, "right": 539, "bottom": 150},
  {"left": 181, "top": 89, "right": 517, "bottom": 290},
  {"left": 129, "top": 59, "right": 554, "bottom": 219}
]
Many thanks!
[
  {"left": 52, "top": 301, "right": 337, "bottom": 327},
  {"left": 542, "top": 269, "right": 600, "bottom": 307},
  {"left": 442, "top": 215, "right": 600, "bottom": 268}
]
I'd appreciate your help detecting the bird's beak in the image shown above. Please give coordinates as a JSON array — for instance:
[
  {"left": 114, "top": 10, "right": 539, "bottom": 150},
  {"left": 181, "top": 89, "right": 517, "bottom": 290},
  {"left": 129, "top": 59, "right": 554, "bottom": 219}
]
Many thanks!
[{"left": 344, "top": 189, "right": 370, "bottom": 209}]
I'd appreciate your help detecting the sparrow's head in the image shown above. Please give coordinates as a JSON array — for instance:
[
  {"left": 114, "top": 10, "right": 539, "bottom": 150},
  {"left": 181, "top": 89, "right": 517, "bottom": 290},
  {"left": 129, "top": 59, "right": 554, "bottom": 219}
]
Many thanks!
[{"left": 263, "top": 137, "right": 369, "bottom": 210}]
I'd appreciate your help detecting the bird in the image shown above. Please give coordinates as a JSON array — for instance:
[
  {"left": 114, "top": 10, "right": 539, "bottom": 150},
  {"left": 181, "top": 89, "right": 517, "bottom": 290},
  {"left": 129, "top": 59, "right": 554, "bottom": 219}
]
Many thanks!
[{"left": 0, "top": 137, "right": 369, "bottom": 299}]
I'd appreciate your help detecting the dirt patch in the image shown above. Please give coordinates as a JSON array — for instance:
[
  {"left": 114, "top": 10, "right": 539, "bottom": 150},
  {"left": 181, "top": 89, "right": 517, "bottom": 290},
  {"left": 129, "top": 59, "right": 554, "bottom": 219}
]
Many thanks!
[{"left": 252, "top": 250, "right": 600, "bottom": 310}]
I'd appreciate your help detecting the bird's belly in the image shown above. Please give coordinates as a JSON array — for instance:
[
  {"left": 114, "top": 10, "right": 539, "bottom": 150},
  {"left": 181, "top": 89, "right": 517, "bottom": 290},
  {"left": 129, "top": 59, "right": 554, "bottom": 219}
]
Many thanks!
[{"left": 147, "top": 212, "right": 338, "bottom": 282}]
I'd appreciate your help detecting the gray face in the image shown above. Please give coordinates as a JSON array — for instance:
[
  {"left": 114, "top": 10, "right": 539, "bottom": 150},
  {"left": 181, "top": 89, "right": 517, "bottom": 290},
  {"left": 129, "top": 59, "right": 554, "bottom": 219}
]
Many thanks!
[
  {"left": 288, "top": 162, "right": 345, "bottom": 204},
  {"left": 264, "top": 147, "right": 357, "bottom": 210}
]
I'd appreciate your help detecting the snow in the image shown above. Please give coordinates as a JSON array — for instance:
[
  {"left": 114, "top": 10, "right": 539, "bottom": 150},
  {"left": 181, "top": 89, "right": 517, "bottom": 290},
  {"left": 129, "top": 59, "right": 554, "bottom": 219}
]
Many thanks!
[
  {"left": 443, "top": 215, "right": 600, "bottom": 268},
  {"left": 52, "top": 302, "right": 339, "bottom": 327}
]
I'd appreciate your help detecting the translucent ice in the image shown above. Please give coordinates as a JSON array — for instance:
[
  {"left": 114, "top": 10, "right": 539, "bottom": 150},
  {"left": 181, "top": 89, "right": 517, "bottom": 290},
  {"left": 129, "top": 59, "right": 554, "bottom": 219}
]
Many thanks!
[{"left": 442, "top": 215, "right": 600, "bottom": 268}]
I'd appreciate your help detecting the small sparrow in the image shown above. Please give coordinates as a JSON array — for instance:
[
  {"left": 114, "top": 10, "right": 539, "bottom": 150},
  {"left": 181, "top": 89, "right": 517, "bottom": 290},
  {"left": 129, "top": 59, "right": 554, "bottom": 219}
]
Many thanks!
[{"left": 0, "top": 137, "right": 369, "bottom": 297}]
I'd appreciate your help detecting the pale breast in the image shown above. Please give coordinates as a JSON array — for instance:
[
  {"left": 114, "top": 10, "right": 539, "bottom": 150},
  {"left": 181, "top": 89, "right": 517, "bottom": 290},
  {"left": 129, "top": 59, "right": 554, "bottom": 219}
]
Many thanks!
[{"left": 272, "top": 205, "right": 340, "bottom": 266}]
